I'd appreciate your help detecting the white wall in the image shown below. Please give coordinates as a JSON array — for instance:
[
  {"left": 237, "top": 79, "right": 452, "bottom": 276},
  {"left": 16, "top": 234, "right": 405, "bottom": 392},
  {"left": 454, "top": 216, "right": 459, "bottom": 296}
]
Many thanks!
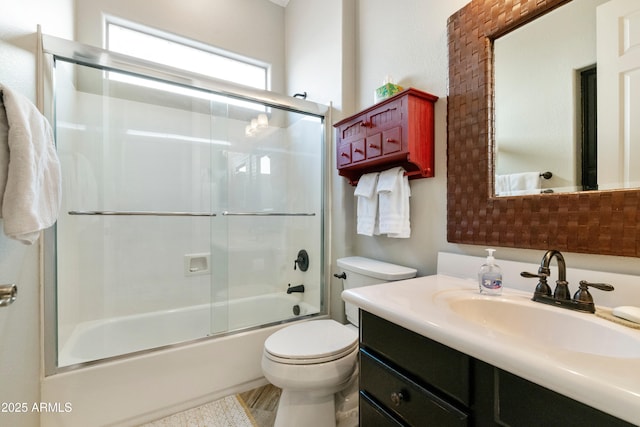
[
  {"left": 350, "top": 0, "right": 469, "bottom": 273},
  {"left": 0, "top": 1, "right": 73, "bottom": 425}
]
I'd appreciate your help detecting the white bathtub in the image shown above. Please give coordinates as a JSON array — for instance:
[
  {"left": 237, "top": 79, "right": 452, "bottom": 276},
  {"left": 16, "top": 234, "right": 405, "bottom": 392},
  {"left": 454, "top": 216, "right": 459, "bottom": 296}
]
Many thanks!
[
  {"left": 43, "top": 293, "right": 322, "bottom": 427},
  {"left": 59, "top": 292, "right": 316, "bottom": 367}
]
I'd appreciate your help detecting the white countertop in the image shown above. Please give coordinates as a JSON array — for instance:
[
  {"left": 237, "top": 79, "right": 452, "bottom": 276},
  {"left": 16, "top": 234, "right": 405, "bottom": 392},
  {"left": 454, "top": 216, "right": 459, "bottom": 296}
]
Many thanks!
[{"left": 342, "top": 274, "right": 640, "bottom": 425}]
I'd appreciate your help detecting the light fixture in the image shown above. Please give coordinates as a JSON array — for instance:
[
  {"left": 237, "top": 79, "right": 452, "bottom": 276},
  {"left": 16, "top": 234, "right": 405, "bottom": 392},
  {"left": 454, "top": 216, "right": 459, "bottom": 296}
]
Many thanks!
[{"left": 245, "top": 113, "right": 269, "bottom": 136}]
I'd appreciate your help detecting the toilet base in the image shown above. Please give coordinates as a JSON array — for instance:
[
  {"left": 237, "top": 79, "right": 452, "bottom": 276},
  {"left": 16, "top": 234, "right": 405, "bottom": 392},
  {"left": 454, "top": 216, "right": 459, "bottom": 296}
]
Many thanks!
[{"left": 274, "top": 389, "right": 336, "bottom": 427}]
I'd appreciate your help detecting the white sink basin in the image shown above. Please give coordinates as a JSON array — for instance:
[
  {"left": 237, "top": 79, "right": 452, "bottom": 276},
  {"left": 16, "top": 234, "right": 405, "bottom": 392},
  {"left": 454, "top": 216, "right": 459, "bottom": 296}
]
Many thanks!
[{"left": 438, "top": 290, "right": 640, "bottom": 358}]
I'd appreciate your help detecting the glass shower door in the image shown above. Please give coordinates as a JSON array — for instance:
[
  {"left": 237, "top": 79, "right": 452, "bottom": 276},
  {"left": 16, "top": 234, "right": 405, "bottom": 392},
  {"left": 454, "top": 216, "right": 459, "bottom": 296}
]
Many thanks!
[
  {"left": 49, "top": 46, "right": 326, "bottom": 369},
  {"left": 54, "top": 59, "right": 222, "bottom": 366},
  {"left": 221, "top": 107, "right": 324, "bottom": 332}
]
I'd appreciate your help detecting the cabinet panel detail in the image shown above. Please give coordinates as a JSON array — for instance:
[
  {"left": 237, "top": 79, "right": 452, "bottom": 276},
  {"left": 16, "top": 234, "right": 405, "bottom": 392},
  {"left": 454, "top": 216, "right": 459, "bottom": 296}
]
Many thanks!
[{"left": 360, "top": 311, "right": 471, "bottom": 406}]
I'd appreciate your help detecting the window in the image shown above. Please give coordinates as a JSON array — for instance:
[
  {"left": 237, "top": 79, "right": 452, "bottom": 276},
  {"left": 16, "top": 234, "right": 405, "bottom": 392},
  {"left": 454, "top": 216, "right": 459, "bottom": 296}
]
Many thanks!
[{"left": 105, "top": 20, "right": 269, "bottom": 90}]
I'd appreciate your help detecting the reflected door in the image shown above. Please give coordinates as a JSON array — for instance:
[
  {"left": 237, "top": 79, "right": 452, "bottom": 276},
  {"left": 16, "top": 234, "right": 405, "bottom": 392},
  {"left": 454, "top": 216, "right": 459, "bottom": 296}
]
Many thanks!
[{"left": 597, "top": 0, "right": 640, "bottom": 189}]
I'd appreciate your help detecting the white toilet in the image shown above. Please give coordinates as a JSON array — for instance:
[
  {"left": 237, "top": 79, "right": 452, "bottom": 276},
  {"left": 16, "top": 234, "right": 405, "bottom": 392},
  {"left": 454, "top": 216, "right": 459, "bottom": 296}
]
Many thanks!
[{"left": 261, "top": 256, "right": 417, "bottom": 427}]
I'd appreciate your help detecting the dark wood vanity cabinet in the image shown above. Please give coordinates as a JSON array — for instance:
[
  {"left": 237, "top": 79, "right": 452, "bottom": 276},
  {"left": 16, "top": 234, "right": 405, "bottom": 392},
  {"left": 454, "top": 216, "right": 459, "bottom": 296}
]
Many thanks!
[
  {"left": 359, "top": 311, "right": 634, "bottom": 427},
  {"left": 333, "top": 88, "right": 438, "bottom": 185}
]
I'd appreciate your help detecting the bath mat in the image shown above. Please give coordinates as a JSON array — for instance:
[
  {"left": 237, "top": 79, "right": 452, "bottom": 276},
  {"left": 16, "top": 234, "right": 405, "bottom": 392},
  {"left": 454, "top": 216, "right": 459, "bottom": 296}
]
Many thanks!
[{"left": 140, "top": 394, "right": 258, "bottom": 427}]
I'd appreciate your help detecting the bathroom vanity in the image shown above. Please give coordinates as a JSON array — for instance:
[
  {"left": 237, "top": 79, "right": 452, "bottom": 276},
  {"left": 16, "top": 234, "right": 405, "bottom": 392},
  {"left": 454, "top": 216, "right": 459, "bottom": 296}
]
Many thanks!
[
  {"left": 359, "top": 311, "right": 633, "bottom": 426},
  {"left": 342, "top": 273, "right": 640, "bottom": 427}
]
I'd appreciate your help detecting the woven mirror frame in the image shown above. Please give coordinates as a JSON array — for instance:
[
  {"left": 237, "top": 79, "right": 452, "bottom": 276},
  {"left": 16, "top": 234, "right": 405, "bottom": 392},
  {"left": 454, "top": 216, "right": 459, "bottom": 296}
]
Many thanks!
[{"left": 446, "top": 0, "right": 640, "bottom": 257}]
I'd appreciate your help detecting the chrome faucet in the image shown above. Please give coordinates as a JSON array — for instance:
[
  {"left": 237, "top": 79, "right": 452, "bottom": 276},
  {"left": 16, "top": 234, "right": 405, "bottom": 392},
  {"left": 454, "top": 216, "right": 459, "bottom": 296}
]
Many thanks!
[{"left": 521, "top": 250, "right": 614, "bottom": 313}]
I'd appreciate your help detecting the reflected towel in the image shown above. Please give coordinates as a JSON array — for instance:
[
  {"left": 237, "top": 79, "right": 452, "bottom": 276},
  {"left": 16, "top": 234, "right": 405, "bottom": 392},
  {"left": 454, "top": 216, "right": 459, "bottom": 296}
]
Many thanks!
[
  {"left": 377, "top": 167, "right": 411, "bottom": 238},
  {"left": 496, "top": 172, "right": 541, "bottom": 196},
  {"left": 0, "top": 84, "right": 62, "bottom": 244},
  {"left": 354, "top": 172, "right": 379, "bottom": 236}
]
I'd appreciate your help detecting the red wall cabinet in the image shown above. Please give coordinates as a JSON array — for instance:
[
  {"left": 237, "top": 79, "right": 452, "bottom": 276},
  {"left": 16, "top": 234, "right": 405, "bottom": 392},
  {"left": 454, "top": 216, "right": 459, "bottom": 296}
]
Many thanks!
[{"left": 333, "top": 88, "right": 438, "bottom": 185}]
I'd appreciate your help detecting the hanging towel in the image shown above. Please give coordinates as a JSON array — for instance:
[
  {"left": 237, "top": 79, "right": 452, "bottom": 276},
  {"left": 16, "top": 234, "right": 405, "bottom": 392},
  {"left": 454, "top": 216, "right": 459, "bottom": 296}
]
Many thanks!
[
  {"left": 354, "top": 172, "right": 379, "bottom": 236},
  {"left": 377, "top": 167, "right": 411, "bottom": 238},
  {"left": 496, "top": 172, "right": 540, "bottom": 196},
  {"left": 0, "top": 84, "right": 62, "bottom": 244}
]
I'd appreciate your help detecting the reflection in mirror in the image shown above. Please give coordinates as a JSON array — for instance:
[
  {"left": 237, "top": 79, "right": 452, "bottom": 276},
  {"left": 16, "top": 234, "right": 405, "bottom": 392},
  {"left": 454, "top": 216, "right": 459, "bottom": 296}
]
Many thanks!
[{"left": 493, "top": 0, "right": 640, "bottom": 196}]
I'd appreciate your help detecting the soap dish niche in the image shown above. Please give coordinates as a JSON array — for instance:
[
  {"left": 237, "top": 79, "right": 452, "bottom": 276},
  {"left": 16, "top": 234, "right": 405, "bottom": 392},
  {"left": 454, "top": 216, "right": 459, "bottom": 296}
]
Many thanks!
[{"left": 184, "top": 253, "right": 211, "bottom": 276}]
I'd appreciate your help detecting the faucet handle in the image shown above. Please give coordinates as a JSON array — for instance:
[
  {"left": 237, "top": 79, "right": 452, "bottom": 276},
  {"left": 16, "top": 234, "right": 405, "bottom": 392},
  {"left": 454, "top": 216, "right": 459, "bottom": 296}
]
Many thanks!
[
  {"left": 578, "top": 280, "right": 614, "bottom": 292},
  {"left": 520, "top": 271, "right": 547, "bottom": 280},
  {"left": 520, "top": 271, "right": 552, "bottom": 297},
  {"left": 573, "top": 280, "right": 614, "bottom": 304}
]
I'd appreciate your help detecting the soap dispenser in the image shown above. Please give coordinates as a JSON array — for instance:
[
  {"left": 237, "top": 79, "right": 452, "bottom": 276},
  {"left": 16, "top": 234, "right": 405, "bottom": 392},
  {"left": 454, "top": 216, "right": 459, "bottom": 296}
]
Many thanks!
[{"left": 478, "top": 248, "right": 502, "bottom": 295}]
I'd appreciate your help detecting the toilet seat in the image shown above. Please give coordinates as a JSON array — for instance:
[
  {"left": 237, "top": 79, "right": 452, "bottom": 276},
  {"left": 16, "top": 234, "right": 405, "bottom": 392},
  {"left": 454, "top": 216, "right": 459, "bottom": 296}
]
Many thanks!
[{"left": 264, "top": 320, "right": 358, "bottom": 365}]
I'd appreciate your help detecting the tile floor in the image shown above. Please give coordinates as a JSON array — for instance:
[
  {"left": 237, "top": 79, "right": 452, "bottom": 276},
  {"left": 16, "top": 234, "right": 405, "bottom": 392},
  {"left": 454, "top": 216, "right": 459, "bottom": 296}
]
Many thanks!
[{"left": 239, "top": 384, "right": 281, "bottom": 427}]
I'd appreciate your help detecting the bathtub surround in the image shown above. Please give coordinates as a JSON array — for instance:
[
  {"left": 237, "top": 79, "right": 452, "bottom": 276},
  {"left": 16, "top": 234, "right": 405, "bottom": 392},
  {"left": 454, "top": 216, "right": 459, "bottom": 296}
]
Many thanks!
[
  {"left": 0, "top": 84, "right": 61, "bottom": 244},
  {"left": 41, "top": 322, "right": 290, "bottom": 426},
  {"left": 39, "top": 32, "right": 329, "bottom": 427},
  {"left": 58, "top": 295, "right": 316, "bottom": 367}
]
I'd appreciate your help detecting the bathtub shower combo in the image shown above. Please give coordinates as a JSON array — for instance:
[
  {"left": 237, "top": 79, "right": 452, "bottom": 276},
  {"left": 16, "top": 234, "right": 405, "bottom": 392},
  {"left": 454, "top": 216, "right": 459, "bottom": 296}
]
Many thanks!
[{"left": 40, "top": 34, "right": 329, "bottom": 425}]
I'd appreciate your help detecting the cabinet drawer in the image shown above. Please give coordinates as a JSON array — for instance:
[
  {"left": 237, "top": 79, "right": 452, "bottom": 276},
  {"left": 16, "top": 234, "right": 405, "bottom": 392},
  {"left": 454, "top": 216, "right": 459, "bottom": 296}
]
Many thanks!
[
  {"left": 360, "top": 349, "right": 468, "bottom": 427},
  {"left": 337, "top": 143, "right": 352, "bottom": 167},
  {"left": 382, "top": 126, "right": 402, "bottom": 155},
  {"left": 352, "top": 139, "right": 366, "bottom": 162},
  {"left": 360, "top": 311, "right": 471, "bottom": 406},
  {"left": 360, "top": 392, "right": 404, "bottom": 426}
]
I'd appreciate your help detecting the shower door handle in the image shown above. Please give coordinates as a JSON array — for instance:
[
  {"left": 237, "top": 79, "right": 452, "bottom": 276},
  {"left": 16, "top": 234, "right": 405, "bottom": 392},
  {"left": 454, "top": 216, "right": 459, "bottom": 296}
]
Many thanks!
[{"left": 0, "top": 284, "right": 17, "bottom": 307}]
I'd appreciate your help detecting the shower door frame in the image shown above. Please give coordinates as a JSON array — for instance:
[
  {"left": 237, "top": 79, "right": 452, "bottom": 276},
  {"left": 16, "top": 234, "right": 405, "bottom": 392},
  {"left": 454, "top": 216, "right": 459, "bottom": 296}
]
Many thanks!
[{"left": 40, "top": 33, "right": 332, "bottom": 376}]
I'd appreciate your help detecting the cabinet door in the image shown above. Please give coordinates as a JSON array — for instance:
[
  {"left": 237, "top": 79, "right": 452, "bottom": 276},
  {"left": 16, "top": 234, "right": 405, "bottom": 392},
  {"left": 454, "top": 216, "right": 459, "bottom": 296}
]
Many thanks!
[{"left": 494, "top": 368, "right": 635, "bottom": 427}]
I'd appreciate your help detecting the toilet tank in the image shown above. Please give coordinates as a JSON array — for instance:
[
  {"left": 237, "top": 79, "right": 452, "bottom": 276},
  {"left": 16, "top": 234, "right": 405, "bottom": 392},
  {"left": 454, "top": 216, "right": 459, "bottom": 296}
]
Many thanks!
[{"left": 337, "top": 257, "right": 417, "bottom": 326}]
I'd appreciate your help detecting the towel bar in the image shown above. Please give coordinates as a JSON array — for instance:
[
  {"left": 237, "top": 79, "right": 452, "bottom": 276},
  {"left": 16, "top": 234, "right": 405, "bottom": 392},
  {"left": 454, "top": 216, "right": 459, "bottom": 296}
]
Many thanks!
[
  {"left": 69, "top": 210, "right": 217, "bottom": 217},
  {"left": 222, "top": 211, "right": 316, "bottom": 217},
  {"left": 69, "top": 210, "right": 316, "bottom": 217}
]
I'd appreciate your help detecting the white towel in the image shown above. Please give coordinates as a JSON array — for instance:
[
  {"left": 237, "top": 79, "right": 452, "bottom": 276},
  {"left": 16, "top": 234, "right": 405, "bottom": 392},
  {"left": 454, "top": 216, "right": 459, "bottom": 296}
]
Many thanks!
[
  {"left": 377, "top": 167, "right": 411, "bottom": 238},
  {"left": 496, "top": 172, "right": 541, "bottom": 196},
  {"left": 0, "top": 84, "right": 62, "bottom": 244},
  {"left": 354, "top": 172, "right": 379, "bottom": 236}
]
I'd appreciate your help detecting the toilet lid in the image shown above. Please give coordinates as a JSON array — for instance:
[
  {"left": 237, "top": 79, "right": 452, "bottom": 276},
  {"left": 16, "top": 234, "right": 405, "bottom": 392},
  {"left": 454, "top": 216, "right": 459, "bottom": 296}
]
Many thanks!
[{"left": 264, "top": 320, "right": 358, "bottom": 365}]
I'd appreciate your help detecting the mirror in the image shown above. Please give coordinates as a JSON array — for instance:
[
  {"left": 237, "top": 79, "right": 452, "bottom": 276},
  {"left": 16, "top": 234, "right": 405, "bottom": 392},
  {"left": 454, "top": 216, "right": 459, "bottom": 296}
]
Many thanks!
[
  {"left": 447, "top": 0, "right": 640, "bottom": 257},
  {"left": 493, "top": 0, "right": 636, "bottom": 196}
]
